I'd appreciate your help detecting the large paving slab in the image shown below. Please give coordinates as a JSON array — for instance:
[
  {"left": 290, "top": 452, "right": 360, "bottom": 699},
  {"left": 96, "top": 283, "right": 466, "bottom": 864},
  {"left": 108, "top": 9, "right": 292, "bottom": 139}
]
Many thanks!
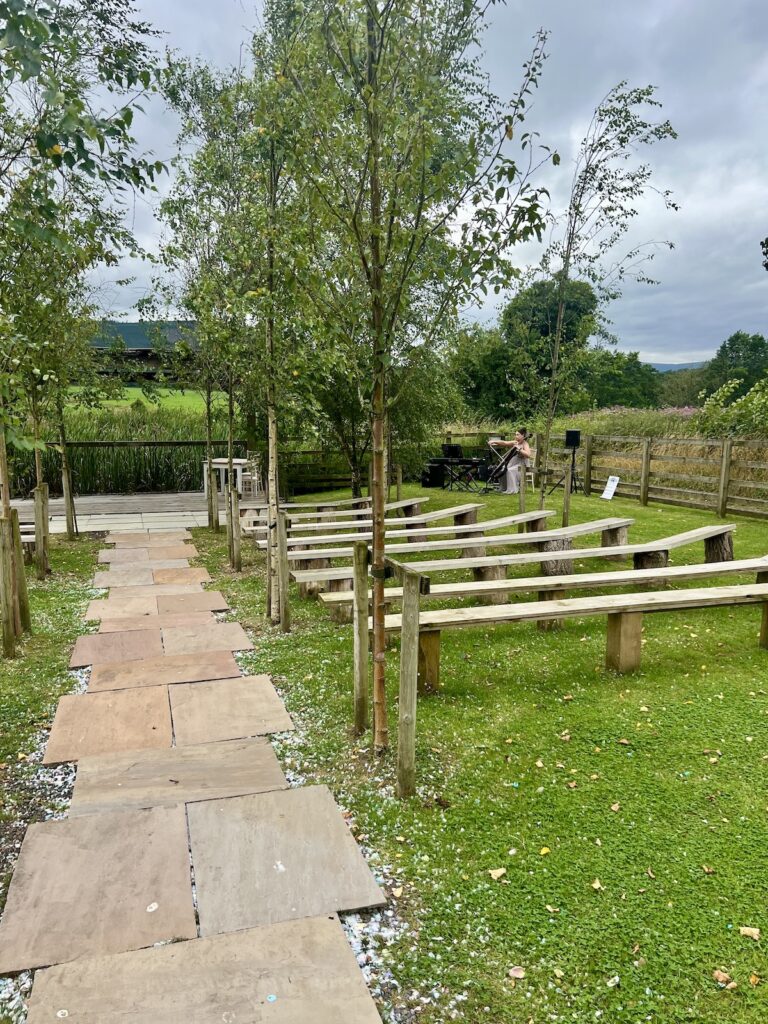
[
  {"left": 97, "top": 547, "right": 151, "bottom": 564},
  {"left": 187, "top": 786, "right": 386, "bottom": 934},
  {"left": 107, "top": 531, "right": 193, "bottom": 546},
  {"left": 88, "top": 650, "right": 241, "bottom": 692},
  {"left": 69, "top": 628, "right": 163, "bottom": 668},
  {"left": 154, "top": 567, "right": 211, "bottom": 585},
  {"left": 70, "top": 738, "right": 288, "bottom": 815},
  {"left": 43, "top": 687, "right": 173, "bottom": 764},
  {"left": 143, "top": 544, "right": 199, "bottom": 560},
  {"left": 26, "top": 915, "right": 383, "bottom": 1023},
  {"left": 161, "top": 621, "right": 252, "bottom": 656},
  {"left": 156, "top": 591, "right": 229, "bottom": 614},
  {"left": 85, "top": 595, "right": 159, "bottom": 620},
  {"left": 170, "top": 676, "right": 292, "bottom": 744},
  {"left": 99, "top": 611, "right": 215, "bottom": 633},
  {"left": 114, "top": 583, "right": 205, "bottom": 597},
  {"left": 0, "top": 805, "right": 197, "bottom": 974},
  {"left": 93, "top": 567, "right": 155, "bottom": 588}
]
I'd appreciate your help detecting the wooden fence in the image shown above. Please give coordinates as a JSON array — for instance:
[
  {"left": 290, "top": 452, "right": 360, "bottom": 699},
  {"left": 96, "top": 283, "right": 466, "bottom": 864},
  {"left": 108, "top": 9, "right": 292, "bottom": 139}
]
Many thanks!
[{"left": 538, "top": 435, "right": 768, "bottom": 520}]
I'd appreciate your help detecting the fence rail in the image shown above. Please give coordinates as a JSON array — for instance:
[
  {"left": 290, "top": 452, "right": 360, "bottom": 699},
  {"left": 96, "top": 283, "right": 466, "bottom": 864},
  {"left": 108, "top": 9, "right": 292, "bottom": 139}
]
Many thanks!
[{"left": 540, "top": 434, "right": 768, "bottom": 520}]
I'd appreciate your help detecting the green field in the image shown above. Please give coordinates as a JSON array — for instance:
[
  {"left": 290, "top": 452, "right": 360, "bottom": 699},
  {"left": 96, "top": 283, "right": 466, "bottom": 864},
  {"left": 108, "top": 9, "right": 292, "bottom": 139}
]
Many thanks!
[
  {"left": 1, "top": 489, "right": 767, "bottom": 1022},
  {"left": 70, "top": 386, "right": 212, "bottom": 411}
]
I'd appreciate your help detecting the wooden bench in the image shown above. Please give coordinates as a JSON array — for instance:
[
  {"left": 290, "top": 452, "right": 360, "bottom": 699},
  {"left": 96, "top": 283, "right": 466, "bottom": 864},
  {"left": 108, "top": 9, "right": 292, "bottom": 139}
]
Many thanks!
[
  {"left": 380, "top": 581, "right": 768, "bottom": 690},
  {"left": 284, "top": 516, "right": 634, "bottom": 564},
  {"left": 242, "top": 495, "right": 427, "bottom": 526},
  {"left": 322, "top": 555, "right": 768, "bottom": 611},
  {"left": 293, "top": 522, "right": 736, "bottom": 600},
  {"left": 261, "top": 510, "right": 554, "bottom": 549}
]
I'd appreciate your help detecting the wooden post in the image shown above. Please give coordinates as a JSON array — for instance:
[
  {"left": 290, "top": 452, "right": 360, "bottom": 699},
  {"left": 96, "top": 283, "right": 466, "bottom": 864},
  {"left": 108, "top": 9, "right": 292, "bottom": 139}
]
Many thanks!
[
  {"left": 583, "top": 435, "right": 593, "bottom": 497},
  {"left": 11, "top": 510, "right": 30, "bottom": 634},
  {"left": 561, "top": 461, "right": 573, "bottom": 527},
  {"left": 231, "top": 487, "right": 242, "bottom": 572},
  {"left": 605, "top": 611, "right": 643, "bottom": 673},
  {"left": 716, "top": 439, "right": 732, "bottom": 518},
  {"left": 396, "top": 464, "right": 403, "bottom": 502},
  {"left": 533, "top": 433, "right": 542, "bottom": 490},
  {"left": 34, "top": 484, "right": 49, "bottom": 580},
  {"left": 473, "top": 563, "right": 507, "bottom": 605},
  {"left": 417, "top": 630, "right": 441, "bottom": 693},
  {"left": 537, "top": 590, "right": 562, "bottom": 632},
  {"left": 61, "top": 459, "right": 77, "bottom": 539},
  {"left": 601, "top": 524, "right": 628, "bottom": 563},
  {"left": 760, "top": 600, "right": 768, "bottom": 651},
  {"left": 396, "top": 570, "right": 420, "bottom": 798},
  {"left": 0, "top": 518, "right": 15, "bottom": 657},
  {"left": 352, "top": 541, "right": 369, "bottom": 736},
  {"left": 639, "top": 439, "right": 651, "bottom": 506},
  {"left": 208, "top": 462, "right": 220, "bottom": 533},
  {"left": 277, "top": 510, "right": 291, "bottom": 633},
  {"left": 517, "top": 472, "right": 526, "bottom": 529}
]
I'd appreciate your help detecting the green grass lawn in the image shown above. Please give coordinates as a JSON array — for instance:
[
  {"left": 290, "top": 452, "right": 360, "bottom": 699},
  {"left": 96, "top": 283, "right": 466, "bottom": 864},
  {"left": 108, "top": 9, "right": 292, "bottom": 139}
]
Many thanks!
[
  {"left": 68, "top": 386, "right": 212, "bottom": 410},
  {"left": 194, "top": 486, "right": 768, "bottom": 1023},
  {"left": 0, "top": 489, "right": 766, "bottom": 1022}
]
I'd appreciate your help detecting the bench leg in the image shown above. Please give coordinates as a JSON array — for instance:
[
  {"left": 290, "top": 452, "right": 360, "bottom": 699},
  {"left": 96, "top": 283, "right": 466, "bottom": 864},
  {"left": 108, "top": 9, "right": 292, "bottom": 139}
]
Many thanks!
[
  {"left": 417, "top": 630, "right": 441, "bottom": 693},
  {"left": 601, "top": 525, "right": 628, "bottom": 562},
  {"left": 632, "top": 550, "right": 668, "bottom": 586},
  {"left": 526, "top": 516, "right": 547, "bottom": 533},
  {"left": 539, "top": 538, "right": 574, "bottom": 576},
  {"left": 298, "top": 556, "right": 331, "bottom": 599},
  {"left": 328, "top": 577, "right": 354, "bottom": 623},
  {"left": 606, "top": 611, "right": 643, "bottom": 672},
  {"left": 405, "top": 519, "right": 428, "bottom": 543},
  {"left": 760, "top": 601, "right": 768, "bottom": 651},
  {"left": 472, "top": 563, "right": 507, "bottom": 605},
  {"left": 536, "top": 590, "right": 562, "bottom": 631},
  {"left": 455, "top": 509, "right": 485, "bottom": 557},
  {"left": 704, "top": 531, "right": 733, "bottom": 563}
]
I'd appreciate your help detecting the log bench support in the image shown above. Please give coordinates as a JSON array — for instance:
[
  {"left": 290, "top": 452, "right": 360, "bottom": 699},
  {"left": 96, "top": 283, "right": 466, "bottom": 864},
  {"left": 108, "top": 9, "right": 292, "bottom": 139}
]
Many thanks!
[
  {"left": 601, "top": 524, "right": 628, "bottom": 562},
  {"left": 605, "top": 611, "right": 643, "bottom": 673},
  {"left": 454, "top": 508, "right": 486, "bottom": 558},
  {"left": 537, "top": 590, "right": 562, "bottom": 631},
  {"left": 539, "top": 537, "right": 574, "bottom": 576},
  {"left": 472, "top": 563, "right": 507, "bottom": 605},
  {"left": 328, "top": 576, "right": 354, "bottom": 623},
  {"left": 632, "top": 549, "right": 669, "bottom": 579},
  {"left": 704, "top": 530, "right": 733, "bottom": 563}
]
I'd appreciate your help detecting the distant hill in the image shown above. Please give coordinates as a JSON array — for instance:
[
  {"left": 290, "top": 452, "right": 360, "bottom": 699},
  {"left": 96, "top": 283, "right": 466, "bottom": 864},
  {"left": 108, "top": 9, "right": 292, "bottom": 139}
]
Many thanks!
[{"left": 648, "top": 361, "right": 706, "bottom": 373}]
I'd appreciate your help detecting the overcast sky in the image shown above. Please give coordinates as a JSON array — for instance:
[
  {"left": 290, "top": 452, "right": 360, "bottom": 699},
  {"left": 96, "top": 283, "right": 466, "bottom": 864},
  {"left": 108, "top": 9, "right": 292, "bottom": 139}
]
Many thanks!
[{"left": 107, "top": 0, "right": 768, "bottom": 363}]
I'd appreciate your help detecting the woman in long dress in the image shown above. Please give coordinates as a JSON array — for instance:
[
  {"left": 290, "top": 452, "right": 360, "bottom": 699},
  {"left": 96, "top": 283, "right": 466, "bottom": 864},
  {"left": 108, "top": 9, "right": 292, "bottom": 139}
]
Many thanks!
[{"left": 495, "top": 428, "right": 531, "bottom": 494}]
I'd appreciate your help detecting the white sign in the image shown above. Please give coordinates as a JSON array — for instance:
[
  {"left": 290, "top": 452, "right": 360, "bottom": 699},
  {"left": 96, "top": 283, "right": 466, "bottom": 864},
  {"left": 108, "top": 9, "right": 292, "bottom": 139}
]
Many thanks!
[{"left": 601, "top": 475, "right": 620, "bottom": 500}]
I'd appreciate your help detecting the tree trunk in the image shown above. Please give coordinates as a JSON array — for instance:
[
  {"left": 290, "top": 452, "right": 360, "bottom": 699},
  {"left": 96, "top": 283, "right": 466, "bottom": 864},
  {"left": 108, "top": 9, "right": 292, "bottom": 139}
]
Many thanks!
[
  {"left": 367, "top": 9, "right": 388, "bottom": 752},
  {"left": 205, "top": 383, "right": 219, "bottom": 532},
  {"left": 57, "top": 401, "right": 77, "bottom": 539},
  {"left": 226, "top": 372, "right": 236, "bottom": 568},
  {"left": 265, "top": 145, "right": 281, "bottom": 624},
  {"left": 0, "top": 401, "right": 21, "bottom": 640}
]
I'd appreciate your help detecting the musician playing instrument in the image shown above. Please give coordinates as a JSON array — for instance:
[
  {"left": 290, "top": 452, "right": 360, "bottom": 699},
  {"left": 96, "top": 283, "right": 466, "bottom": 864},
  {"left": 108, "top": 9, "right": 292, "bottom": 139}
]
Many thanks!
[{"left": 492, "top": 428, "right": 531, "bottom": 494}]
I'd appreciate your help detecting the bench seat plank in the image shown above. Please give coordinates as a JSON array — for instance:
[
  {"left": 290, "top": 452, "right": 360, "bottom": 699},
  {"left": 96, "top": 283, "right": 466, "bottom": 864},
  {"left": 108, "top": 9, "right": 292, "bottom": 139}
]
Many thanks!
[
  {"left": 285, "top": 517, "right": 634, "bottom": 562},
  {"left": 320, "top": 556, "right": 768, "bottom": 606}
]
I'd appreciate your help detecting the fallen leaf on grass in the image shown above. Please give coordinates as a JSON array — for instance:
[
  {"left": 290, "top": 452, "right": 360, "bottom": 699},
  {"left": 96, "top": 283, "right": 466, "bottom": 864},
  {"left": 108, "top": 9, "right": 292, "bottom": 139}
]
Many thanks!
[
  {"left": 392, "top": 887, "right": 403, "bottom": 898},
  {"left": 489, "top": 868, "right": 507, "bottom": 881},
  {"left": 559, "top": 730, "right": 571, "bottom": 742},
  {"left": 739, "top": 926, "right": 761, "bottom": 941},
  {"left": 618, "top": 738, "right": 630, "bottom": 746},
  {"left": 702, "top": 865, "right": 715, "bottom": 875},
  {"left": 646, "top": 867, "right": 656, "bottom": 879},
  {"left": 540, "top": 847, "right": 551, "bottom": 856},
  {"left": 545, "top": 904, "right": 560, "bottom": 914},
  {"left": 750, "top": 973, "right": 761, "bottom": 987},
  {"left": 562, "top": 693, "right": 574, "bottom": 702},
  {"left": 566, "top": 781, "right": 578, "bottom": 789},
  {"left": 606, "top": 975, "right": 620, "bottom": 988},
  {"left": 610, "top": 802, "right": 621, "bottom": 812},
  {"left": 553, "top": 967, "right": 564, "bottom": 979},
  {"left": 535, "top": 759, "right": 544, "bottom": 768},
  {"left": 508, "top": 966, "right": 526, "bottom": 979},
  {"left": 591, "top": 878, "right": 604, "bottom": 891},
  {"left": 713, "top": 969, "right": 732, "bottom": 986}
]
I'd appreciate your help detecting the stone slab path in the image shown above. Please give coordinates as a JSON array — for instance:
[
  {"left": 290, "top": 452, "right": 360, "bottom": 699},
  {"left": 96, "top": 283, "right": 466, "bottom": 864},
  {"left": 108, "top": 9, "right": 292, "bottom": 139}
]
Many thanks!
[{"left": 0, "top": 527, "right": 385, "bottom": 1021}]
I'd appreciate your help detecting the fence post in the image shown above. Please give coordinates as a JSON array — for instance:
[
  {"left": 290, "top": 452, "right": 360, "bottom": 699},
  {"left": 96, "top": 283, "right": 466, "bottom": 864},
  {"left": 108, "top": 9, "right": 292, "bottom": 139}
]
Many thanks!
[
  {"left": 352, "top": 541, "right": 369, "bottom": 736},
  {"left": 639, "top": 439, "right": 651, "bottom": 506},
  {"left": 517, "top": 467, "right": 526, "bottom": 529},
  {"left": 397, "top": 569, "right": 421, "bottom": 799},
  {"left": 717, "top": 439, "right": 732, "bottom": 518},
  {"left": 583, "top": 435, "right": 593, "bottom": 496},
  {"left": 11, "top": 510, "right": 30, "bottom": 633},
  {"left": 34, "top": 483, "right": 49, "bottom": 580},
  {"left": 277, "top": 510, "right": 291, "bottom": 634},
  {"left": 561, "top": 461, "right": 573, "bottom": 527}
]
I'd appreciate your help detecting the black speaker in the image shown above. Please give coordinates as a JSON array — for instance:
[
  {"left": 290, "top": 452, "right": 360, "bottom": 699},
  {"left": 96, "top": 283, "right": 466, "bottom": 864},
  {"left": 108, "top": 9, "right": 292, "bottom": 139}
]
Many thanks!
[
  {"left": 441, "top": 443, "right": 463, "bottom": 459},
  {"left": 565, "top": 429, "right": 581, "bottom": 449},
  {"left": 421, "top": 462, "right": 446, "bottom": 488}
]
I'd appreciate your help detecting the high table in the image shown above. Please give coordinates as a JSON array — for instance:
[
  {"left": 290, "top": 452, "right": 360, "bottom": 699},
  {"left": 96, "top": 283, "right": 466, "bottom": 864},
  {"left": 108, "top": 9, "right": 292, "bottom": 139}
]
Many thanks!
[{"left": 203, "top": 457, "right": 250, "bottom": 496}]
